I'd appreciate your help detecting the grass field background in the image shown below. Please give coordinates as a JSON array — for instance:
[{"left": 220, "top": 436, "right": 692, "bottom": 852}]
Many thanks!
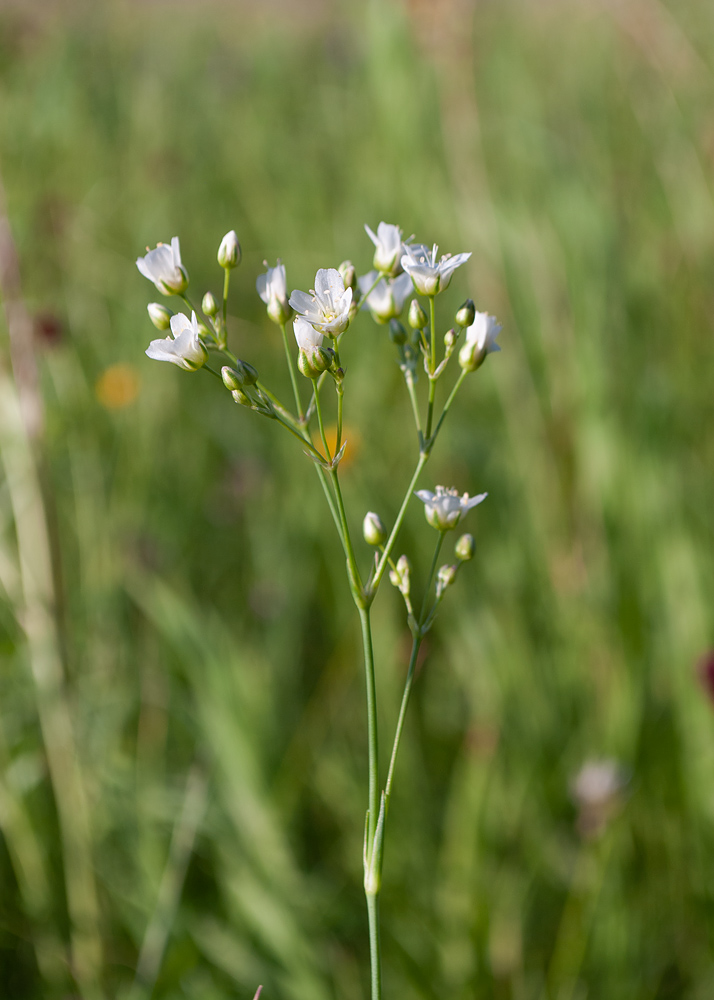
[{"left": 1, "top": 1, "right": 714, "bottom": 997}]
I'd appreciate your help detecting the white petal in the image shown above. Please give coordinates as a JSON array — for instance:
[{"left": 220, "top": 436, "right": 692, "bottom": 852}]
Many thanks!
[
  {"left": 289, "top": 289, "right": 315, "bottom": 315},
  {"left": 170, "top": 312, "right": 193, "bottom": 339},
  {"left": 365, "top": 224, "right": 379, "bottom": 248},
  {"left": 415, "top": 490, "right": 436, "bottom": 504},
  {"left": 314, "top": 268, "right": 344, "bottom": 300},
  {"left": 171, "top": 236, "right": 182, "bottom": 267},
  {"left": 256, "top": 273, "right": 269, "bottom": 304}
]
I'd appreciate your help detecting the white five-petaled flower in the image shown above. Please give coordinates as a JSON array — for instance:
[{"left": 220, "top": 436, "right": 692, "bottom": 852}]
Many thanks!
[
  {"left": 257, "top": 261, "right": 292, "bottom": 325},
  {"left": 136, "top": 237, "right": 188, "bottom": 295},
  {"left": 357, "top": 271, "right": 413, "bottom": 324},
  {"left": 400, "top": 243, "right": 471, "bottom": 297},
  {"left": 289, "top": 268, "right": 352, "bottom": 337},
  {"left": 293, "top": 316, "right": 324, "bottom": 350},
  {"left": 145, "top": 310, "right": 207, "bottom": 371},
  {"left": 415, "top": 485, "right": 487, "bottom": 531},
  {"left": 459, "top": 311, "right": 502, "bottom": 372},
  {"left": 365, "top": 221, "right": 404, "bottom": 276}
]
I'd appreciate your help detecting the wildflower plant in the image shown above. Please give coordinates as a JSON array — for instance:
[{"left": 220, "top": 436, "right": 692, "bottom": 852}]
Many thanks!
[{"left": 138, "top": 221, "right": 502, "bottom": 1000}]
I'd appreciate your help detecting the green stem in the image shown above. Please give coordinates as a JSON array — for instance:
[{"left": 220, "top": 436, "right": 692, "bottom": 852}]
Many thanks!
[
  {"left": 366, "top": 892, "right": 382, "bottom": 1000},
  {"left": 406, "top": 379, "right": 422, "bottom": 439},
  {"left": 419, "top": 531, "right": 445, "bottom": 623},
  {"left": 280, "top": 323, "right": 304, "bottom": 420},
  {"left": 333, "top": 344, "right": 344, "bottom": 453},
  {"left": 273, "top": 411, "right": 326, "bottom": 464},
  {"left": 330, "top": 469, "right": 363, "bottom": 596},
  {"left": 369, "top": 451, "right": 428, "bottom": 598},
  {"left": 222, "top": 269, "right": 230, "bottom": 339},
  {"left": 359, "top": 606, "right": 379, "bottom": 845},
  {"left": 384, "top": 634, "right": 421, "bottom": 799},
  {"left": 427, "top": 368, "right": 468, "bottom": 448},
  {"left": 313, "top": 380, "right": 331, "bottom": 460},
  {"left": 425, "top": 296, "right": 437, "bottom": 439}
]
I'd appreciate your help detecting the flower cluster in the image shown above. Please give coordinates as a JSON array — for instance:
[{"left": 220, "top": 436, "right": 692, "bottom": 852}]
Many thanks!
[{"left": 136, "top": 216, "right": 503, "bottom": 1000}]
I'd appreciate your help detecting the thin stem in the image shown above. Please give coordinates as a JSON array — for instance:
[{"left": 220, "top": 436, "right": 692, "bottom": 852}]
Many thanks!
[
  {"left": 313, "top": 380, "right": 331, "bottom": 460},
  {"left": 359, "top": 606, "right": 379, "bottom": 847},
  {"left": 273, "top": 411, "right": 326, "bottom": 463},
  {"left": 280, "top": 323, "right": 304, "bottom": 420},
  {"left": 429, "top": 295, "right": 436, "bottom": 373},
  {"left": 425, "top": 295, "right": 437, "bottom": 439},
  {"left": 366, "top": 893, "right": 382, "bottom": 1000},
  {"left": 333, "top": 344, "right": 344, "bottom": 453},
  {"left": 330, "top": 469, "right": 363, "bottom": 596},
  {"left": 384, "top": 635, "right": 422, "bottom": 799},
  {"left": 222, "top": 268, "right": 230, "bottom": 339},
  {"left": 314, "top": 466, "right": 344, "bottom": 554},
  {"left": 428, "top": 367, "right": 468, "bottom": 448},
  {"left": 404, "top": 372, "right": 423, "bottom": 438},
  {"left": 419, "top": 531, "right": 445, "bottom": 623},
  {"left": 370, "top": 451, "right": 428, "bottom": 597}
]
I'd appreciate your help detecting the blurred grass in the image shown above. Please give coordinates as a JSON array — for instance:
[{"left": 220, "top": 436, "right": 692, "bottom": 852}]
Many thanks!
[{"left": 0, "top": 0, "right": 713, "bottom": 997}]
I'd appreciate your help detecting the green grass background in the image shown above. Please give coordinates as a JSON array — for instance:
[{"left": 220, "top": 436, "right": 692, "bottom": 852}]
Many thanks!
[{"left": 1, "top": 0, "right": 714, "bottom": 997}]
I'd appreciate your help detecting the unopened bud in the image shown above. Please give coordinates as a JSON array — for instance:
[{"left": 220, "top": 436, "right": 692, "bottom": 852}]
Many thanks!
[
  {"left": 389, "top": 554, "right": 411, "bottom": 597},
  {"left": 147, "top": 302, "right": 173, "bottom": 331},
  {"left": 455, "top": 533, "right": 475, "bottom": 561},
  {"left": 436, "top": 564, "right": 457, "bottom": 598},
  {"left": 455, "top": 299, "right": 475, "bottom": 328},
  {"left": 231, "top": 387, "right": 251, "bottom": 407},
  {"left": 389, "top": 319, "right": 407, "bottom": 345},
  {"left": 339, "top": 260, "right": 357, "bottom": 291},
  {"left": 408, "top": 298, "right": 428, "bottom": 330},
  {"left": 202, "top": 291, "right": 219, "bottom": 317},
  {"left": 363, "top": 511, "right": 387, "bottom": 547},
  {"left": 298, "top": 345, "right": 334, "bottom": 379},
  {"left": 221, "top": 361, "right": 258, "bottom": 389},
  {"left": 217, "top": 230, "right": 241, "bottom": 269}
]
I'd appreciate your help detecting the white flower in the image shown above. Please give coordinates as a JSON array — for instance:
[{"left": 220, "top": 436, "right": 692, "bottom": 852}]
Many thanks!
[
  {"left": 415, "top": 485, "right": 487, "bottom": 531},
  {"left": 145, "top": 310, "right": 207, "bottom": 371},
  {"left": 357, "top": 271, "right": 413, "bottom": 324},
  {"left": 289, "top": 268, "right": 352, "bottom": 337},
  {"left": 257, "top": 261, "right": 292, "bottom": 325},
  {"left": 136, "top": 237, "right": 188, "bottom": 295},
  {"left": 365, "top": 221, "right": 404, "bottom": 276},
  {"left": 293, "top": 316, "right": 324, "bottom": 350},
  {"left": 458, "top": 312, "right": 502, "bottom": 372},
  {"left": 400, "top": 243, "right": 471, "bottom": 296}
]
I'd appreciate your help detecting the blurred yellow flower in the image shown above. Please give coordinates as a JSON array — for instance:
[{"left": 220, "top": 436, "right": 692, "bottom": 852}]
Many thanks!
[
  {"left": 95, "top": 364, "right": 140, "bottom": 410},
  {"left": 315, "top": 423, "right": 361, "bottom": 468}
]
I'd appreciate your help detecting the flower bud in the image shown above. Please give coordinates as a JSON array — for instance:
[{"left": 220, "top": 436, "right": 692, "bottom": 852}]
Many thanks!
[
  {"left": 197, "top": 320, "right": 212, "bottom": 338},
  {"left": 389, "top": 554, "right": 411, "bottom": 597},
  {"left": 455, "top": 299, "right": 475, "bottom": 328},
  {"left": 408, "top": 298, "right": 428, "bottom": 330},
  {"left": 444, "top": 328, "right": 457, "bottom": 352},
  {"left": 298, "top": 345, "right": 334, "bottom": 379},
  {"left": 436, "top": 564, "right": 457, "bottom": 599},
  {"left": 339, "top": 260, "right": 357, "bottom": 291},
  {"left": 217, "top": 230, "right": 241, "bottom": 269},
  {"left": 147, "top": 302, "right": 173, "bottom": 331},
  {"left": 363, "top": 511, "right": 387, "bottom": 547},
  {"left": 221, "top": 361, "right": 258, "bottom": 390},
  {"left": 389, "top": 319, "right": 407, "bottom": 345},
  {"left": 202, "top": 291, "right": 219, "bottom": 317},
  {"left": 455, "top": 533, "right": 475, "bottom": 561},
  {"left": 458, "top": 340, "right": 486, "bottom": 373},
  {"left": 231, "top": 387, "right": 251, "bottom": 407}
]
